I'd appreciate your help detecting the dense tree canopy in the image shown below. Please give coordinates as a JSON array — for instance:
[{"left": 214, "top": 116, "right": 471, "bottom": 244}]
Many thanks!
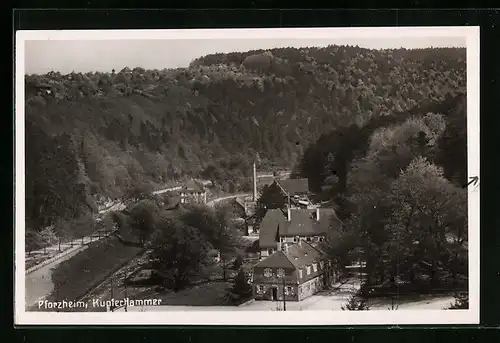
[
  {"left": 149, "top": 218, "right": 213, "bottom": 291},
  {"left": 314, "top": 102, "right": 468, "bottom": 294},
  {"left": 25, "top": 45, "right": 466, "bottom": 240},
  {"left": 128, "top": 199, "right": 161, "bottom": 245},
  {"left": 180, "top": 205, "right": 241, "bottom": 280}
]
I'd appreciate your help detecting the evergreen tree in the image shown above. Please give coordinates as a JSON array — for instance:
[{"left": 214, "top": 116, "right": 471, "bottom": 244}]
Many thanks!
[
  {"left": 341, "top": 294, "right": 370, "bottom": 311},
  {"left": 228, "top": 268, "right": 252, "bottom": 303},
  {"left": 255, "top": 183, "right": 286, "bottom": 221}
]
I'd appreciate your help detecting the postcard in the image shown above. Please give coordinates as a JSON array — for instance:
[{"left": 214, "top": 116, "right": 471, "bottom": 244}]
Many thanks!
[{"left": 15, "top": 26, "right": 479, "bottom": 325}]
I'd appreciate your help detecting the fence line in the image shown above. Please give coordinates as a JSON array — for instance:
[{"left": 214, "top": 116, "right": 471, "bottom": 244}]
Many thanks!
[
  {"left": 78, "top": 248, "right": 146, "bottom": 312},
  {"left": 25, "top": 229, "right": 116, "bottom": 275}
]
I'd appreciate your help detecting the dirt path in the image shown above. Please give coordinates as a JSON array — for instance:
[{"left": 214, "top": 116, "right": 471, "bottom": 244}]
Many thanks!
[{"left": 25, "top": 246, "right": 88, "bottom": 309}]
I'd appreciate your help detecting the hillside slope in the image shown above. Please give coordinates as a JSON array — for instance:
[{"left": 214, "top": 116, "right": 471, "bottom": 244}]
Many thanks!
[{"left": 25, "top": 45, "right": 466, "bottom": 231}]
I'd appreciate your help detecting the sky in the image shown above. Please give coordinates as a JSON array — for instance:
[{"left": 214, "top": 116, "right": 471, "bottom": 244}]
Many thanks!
[{"left": 24, "top": 36, "right": 466, "bottom": 75}]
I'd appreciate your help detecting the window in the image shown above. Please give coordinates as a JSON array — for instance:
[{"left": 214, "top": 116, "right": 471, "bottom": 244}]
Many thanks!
[
  {"left": 264, "top": 268, "right": 273, "bottom": 277},
  {"left": 320, "top": 261, "right": 324, "bottom": 270},
  {"left": 319, "top": 237, "right": 324, "bottom": 242},
  {"left": 312, "top": 263, "right": 318, "bottom": 273},
  {"left": 277, "top": 268, "right": 285, "bottom": 278},
  {"left": 285, "top": 286, "right": 293, "bottom": 295},
  {"left": 306, "top": 237, "right": 312, "bottom": 242},
  {"left": 306, "top": 266, "right": 311, "bottom": 275},
  {"left": 268, "top": 248, "right": 274, "bottom": 255},
  {"left": 299, "top": 269, "right": 303, "bottom": 279},
  {"left": 293, "top": 236, "right": 298, "bottom": 242},
  {"left": 257, "top": 285, "right": 265, "bottom": 293}
]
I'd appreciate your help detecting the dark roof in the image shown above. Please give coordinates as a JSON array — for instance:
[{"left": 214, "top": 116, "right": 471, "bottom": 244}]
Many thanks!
[
  {"left": 253, "top": 251, "right": 296, "bottom": 269},
  {"left": 183, "top": 180, "right": 205, "bottom": 193},
  {"left": 258, "top": 209, "right": 287, "bottom": 248},
  {"left": 285, "top": 241, "right": 324, "bottom": 268},
  {"left": 259, "top": 208, "right": 342, "bottom": 248},
  {"left": 275, "top": 178, "right": 309, "bottom": 196},
  {"left": 254, "top": 241, "right": 325, "bottom": 269}
]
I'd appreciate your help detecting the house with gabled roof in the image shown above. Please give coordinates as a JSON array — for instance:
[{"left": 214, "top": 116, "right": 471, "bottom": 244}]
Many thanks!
[
  {"left": 252, "top": 240, "right": 336, "bottom": 301},
  {"left": 270, "top": 178, "right": 315, "bottom": 208},
  {"left": 258, "top": 207, "right": 343, "bottom": 259},
  {"left": 180, "top": 180, "right": 207, "bottom": 205}
]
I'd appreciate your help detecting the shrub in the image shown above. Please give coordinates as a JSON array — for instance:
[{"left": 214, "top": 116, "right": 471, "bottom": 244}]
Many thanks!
[
  {"left": 447, "top": 292, "right": 469, "bottom": 309},
  {"left": 341, "top": 294, "right": 370, "bottom": 311}
]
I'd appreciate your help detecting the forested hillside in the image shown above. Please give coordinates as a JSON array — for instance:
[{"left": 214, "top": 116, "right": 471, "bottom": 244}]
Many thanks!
[{"left": 25, "top": 45, "right": 466, "bottom": 235}]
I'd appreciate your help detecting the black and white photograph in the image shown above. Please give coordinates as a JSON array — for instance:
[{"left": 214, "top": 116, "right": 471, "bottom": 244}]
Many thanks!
[{"left": 15, "top": 27, "right": 479, "bottom": 325}]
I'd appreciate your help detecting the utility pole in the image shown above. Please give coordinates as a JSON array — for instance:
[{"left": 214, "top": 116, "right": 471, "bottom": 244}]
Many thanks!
[
  {"left": 56, "top": 285, "right": 60, "bottom": 313},
  {"left": 222, "top": 252, "right": 226, "bottom": 281},
  {"left": 282, "top": 277, "right": 286, "bottom": 311},
  {"left": 124, "top": 271, "right": 128, "bottom": 312},
  {"left": 253, "top": 161, "right": 258, "bottom": 202},
  {"left": 58, "top": 237, "right": 61, "bottom": 252},
  {"left": 110, "top": 278, "right": 114, "bottom": 312},
  {"left": 396, "top": 232, "right": 400, "bottom": 308},
  {"left": 326, "top": 261, "right": 330, "bottom": 289}
]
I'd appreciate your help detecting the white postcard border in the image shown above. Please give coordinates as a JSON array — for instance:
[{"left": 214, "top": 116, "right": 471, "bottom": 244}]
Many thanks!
[{"left": 15, "top": 26, "right": 480, "bottom": 326}]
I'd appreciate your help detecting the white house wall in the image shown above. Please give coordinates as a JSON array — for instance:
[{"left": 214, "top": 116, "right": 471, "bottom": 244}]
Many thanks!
[{"left": 297, "top": 275, "right": 323, "bottom": 301}]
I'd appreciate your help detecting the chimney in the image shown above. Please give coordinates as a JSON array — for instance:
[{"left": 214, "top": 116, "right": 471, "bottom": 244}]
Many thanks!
[
  {"left": 316, "top": 208, "right": 320, "bottom": 221},
  {"left": 287, "top": 208, "right": 291, "bottom": 221},
  {"left": 253, "top": 161, "right": 257, "bottom": 202}
]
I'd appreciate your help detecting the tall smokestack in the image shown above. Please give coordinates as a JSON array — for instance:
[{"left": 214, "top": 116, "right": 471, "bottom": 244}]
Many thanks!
[{"left": 253, "top": 161, "right": 257, "bottom": 202}]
